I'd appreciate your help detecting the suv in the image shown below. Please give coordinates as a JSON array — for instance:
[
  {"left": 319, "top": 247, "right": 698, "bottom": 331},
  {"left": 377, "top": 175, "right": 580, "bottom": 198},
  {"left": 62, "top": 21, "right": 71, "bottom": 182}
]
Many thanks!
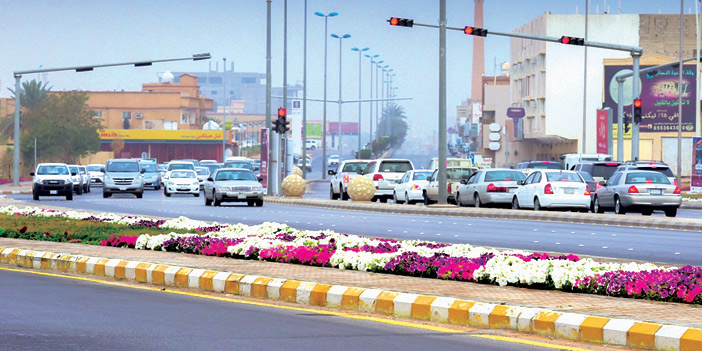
[
  {"left": 31, "top": 163, "right": 74, "bottom": 201},
  {"left": 305, "top": 139, "right": 321, "bottom": 150},
  {"left": 86, "top": 164, "right": 104, "bottom": 187},
  {"left": 613, "top": 161, "right": 677, "bottom": 186},
  {"left": 361, "top": 159, "right": 414, "bottom": 202},
  {"left": 68, "top": 165, "right": 86, "bottom": 195},
  {"left": 328, "top": 160, "right": 369, "bottom": 200},
  {"left": 327, "top": 155, "right": 341, "bottom": 167},
  {"left": 103, "top": 159, "right": 145, "bottom": 198},
  {"left": 572, "top": 161, "right": 621, "bottom": 182}
]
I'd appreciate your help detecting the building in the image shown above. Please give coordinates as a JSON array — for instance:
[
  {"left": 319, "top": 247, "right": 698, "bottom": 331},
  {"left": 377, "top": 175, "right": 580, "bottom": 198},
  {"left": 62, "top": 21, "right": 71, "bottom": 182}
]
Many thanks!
[{"left": 479, "top": 72, "right": 512, "bottom": 166}]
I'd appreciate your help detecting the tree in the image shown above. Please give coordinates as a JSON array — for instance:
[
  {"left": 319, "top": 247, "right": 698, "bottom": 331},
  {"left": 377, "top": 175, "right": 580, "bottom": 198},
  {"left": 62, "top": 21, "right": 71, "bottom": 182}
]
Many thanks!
[
  {"left": 375, "top": 103, "right": 409, "bottom": 149},
  {"left": 20, "top": 92, "right": 102, "bottom": 164},
  {"left": 0, "top": 79, "right": 53, "bottom": 141}
]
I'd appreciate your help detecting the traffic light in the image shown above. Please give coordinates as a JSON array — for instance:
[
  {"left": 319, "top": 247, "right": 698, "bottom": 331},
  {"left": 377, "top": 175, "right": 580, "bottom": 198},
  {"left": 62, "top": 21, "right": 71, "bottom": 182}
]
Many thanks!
[
  {"left": 559, "top": 36, "right": 585, "bottom": 45},
  {"left": 388, "top": 17, "right": 414, "bottom": 27},
  {"left": 272, "top": 118, "right": 282, "bottom": 133},
  {"left": 464, "top": 26, "right": 488, "bottom": 37},
  {"left": 633, "top": 98, "right": 642, "bottom": 123},
  {"left": 624, "top": 116, "right": 632, "bottom": 134},
  {"left": 276, "top": 108, "right": 290, "bottom": 134}
]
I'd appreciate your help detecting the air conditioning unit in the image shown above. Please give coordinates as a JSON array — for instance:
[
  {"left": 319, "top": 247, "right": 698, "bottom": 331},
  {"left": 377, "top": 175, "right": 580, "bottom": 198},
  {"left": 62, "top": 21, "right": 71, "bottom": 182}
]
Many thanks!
[{"left": 135, "top": 113, "right": 143, "bottom": 119}]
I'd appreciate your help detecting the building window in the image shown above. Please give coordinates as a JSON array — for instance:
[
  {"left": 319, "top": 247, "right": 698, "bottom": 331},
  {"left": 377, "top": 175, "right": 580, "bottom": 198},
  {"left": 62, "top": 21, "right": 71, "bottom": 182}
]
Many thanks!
[
  {"left": 94, "top": 111, "right": 103, "bottom": 119},
  {"left": 209, "top": 77, "right": 222, "bottom": 84},
  {"left": 242, "top": 77, "right": 257, "bottom": 84},
  {"left": 122, "top": 112, "right": 132, "bottom": 120},
  {"left": 198, "top": 77, "right": 206, "bottom": 84},
  {"left": 164, "top": 121, "right": 177, "bottom": 130},
  {"left": 211, "top": 91, "right": 218, "bottom": 95}
]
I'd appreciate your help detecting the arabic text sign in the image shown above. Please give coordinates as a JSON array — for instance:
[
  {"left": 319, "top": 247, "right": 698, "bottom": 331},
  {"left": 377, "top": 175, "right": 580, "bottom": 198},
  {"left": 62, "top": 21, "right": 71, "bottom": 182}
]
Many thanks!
[{"left": 98, "top": 129, "right": 223, "bottom": 140}]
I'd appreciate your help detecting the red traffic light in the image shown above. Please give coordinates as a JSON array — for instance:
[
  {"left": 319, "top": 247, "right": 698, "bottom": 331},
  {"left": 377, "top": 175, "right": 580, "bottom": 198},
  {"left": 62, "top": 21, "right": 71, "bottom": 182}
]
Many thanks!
[
  {"left": 464, "top": 26, "right": 474, "bottom": 35},
  {"left": 277, "top": 108, "right": 287, "bottom": 118},
  {"left": 387, "top": 17, "right": 413, "bottom": 27},
  {"left": 560, "top": 36, "right": 570, "bottom": 44},
  {"left": 559, "top": 36, "right": 584, "bottom": 45},
  {"left": 464, "top": 26, "right": 488, "bottom": 37},
  {"left": 389, "top": 17, "right": 399, "bottom": 26},
  {"left": 633, "top": 98, "right": 642, "bottom": 108}
]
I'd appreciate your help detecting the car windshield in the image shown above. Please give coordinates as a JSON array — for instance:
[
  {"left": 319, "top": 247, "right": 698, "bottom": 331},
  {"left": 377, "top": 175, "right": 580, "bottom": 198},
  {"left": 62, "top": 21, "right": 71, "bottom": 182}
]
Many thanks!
[
  {"left": 171, "top": 171, "right": 196, "bottom": 179},
  {"left": 204, "top": 165, "right": 221, "bottom": 173},
  {"left": 87, "top": 166, "right": 102, "bottom": 172},
  {"left": 484, "top": 170, "right": 526, "bottom": 182},
  {"left": 637, "top": 166, "right": 675, "bottom": 177},
  {"left": 342, "top": 162, "right": 368, "bottom": 173},
  {"left": 215, "top": 170, "right": 256, "bottom": 181},
  {"left": 413, "top": 171, "right": 433, "bottom": 181},
  {"left": 378, "top": 161, "right": 413, "bottom": 173},
  {"left": 139, "top": 163, "right": 157, "bottom": 172},
  {"left": 625, "top": 172, "right": 670, "bottom": 184},
  {"left": 446, "top": 168, "right": 476, "bottom": 180},
  {"left": 224, "top": 162, "right": 253, "bottom": 170},
  {"left": 528, "top": 162, "right": 563, "bottom": 170},
  {"left": 577, "top": 172, "right": 595, "bottom": 182},
  {"left": 169, "top": 163, "right": 195, "bottom": 171},
  {"left": 69, "top": 166, "right": 78, "bottom": 173},
  {"left": 545, "top": 171, "right": 583, "bottom": 182},
  {"left": 591, "top": 164, "right": 619, "bottom": 179},
  {"left": 196, "top": 167, "right": 210, "bottom": 175},
  {"left": 79, "top": 168, "right": 87, "bottom": 174},
  {"left": 37, "top": 165, "right": 69, "bottom": 175},
  {"left": 106, "top": 162, "right": 139, "bottom": 172}
]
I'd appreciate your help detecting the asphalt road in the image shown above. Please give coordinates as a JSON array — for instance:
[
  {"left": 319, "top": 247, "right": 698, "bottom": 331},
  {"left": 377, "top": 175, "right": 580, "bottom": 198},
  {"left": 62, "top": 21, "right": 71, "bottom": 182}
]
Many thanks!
[
  {"left": 9, "top": 188, "right": 702, "bottom": 266},
  {"left": 0, "top": 268, "right": 560, "bottom": 351}
]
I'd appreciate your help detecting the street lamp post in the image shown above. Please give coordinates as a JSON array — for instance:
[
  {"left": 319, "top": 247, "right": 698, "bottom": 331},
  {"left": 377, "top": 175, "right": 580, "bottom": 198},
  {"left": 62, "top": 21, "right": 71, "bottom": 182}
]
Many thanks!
[
  {"left": 385, "top": 69, "right": 394, "bottom": 136},
  {"left": 222, "top": 57, "right": 227, "bottom": 162},
  {"left": 382, "top": 65, "right": 390, "bottom": 136},
  {"left": 314, "top": 11, "right": 338, "bottom": 179},
  {"left": 375, "top": 60, "right": 384, "bottom": 138},
  {"left": 364, "top": 54, "right": 379, "bottom": 147},
  {"left": 351, "top": 47, "right": 369, "bottom": 153},
  {"left": 331, "top": 33, "right": 351, "bottom": 160},
  {"left": 12, "top": 53, "right": 211, "bottom": 186}
]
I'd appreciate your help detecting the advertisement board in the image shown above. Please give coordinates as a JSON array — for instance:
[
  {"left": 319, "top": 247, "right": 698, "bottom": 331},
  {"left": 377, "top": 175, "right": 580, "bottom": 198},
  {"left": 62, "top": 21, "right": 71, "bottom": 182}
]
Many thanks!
[
  {"left": 603, "top": 65, "right": 696, "bottom": 133},
  {"left": 691, "top": 137, "right": 702, "bottom": 192},
  {"left": 596, "top": 108, "right": 612, "bottom": 154},
  {"left": 98, "top": 129, "right": 223, "bottom": 141},
  {"left": 305, "top": 123, "right": 322, "bottom": 139},
  {"left": 260, "top": 128, "right": 269, "bottom": 189}
]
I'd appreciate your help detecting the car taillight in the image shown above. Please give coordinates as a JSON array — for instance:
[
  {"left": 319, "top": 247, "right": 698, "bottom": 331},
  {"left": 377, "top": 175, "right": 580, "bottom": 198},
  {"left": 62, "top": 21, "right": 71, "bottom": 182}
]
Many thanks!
[
  {"left": 674, "top": 179, "right": 678, "bottom": 186},
  {"left": 487, "top": 183, "right": 497, "bottom": 192},
  {"left": 646, "top": 180, "right": 652, "bottom": 184},
  {"left": 628, "top": 185, "right": 639, "bottom": 193},
  {"left": 411, "top": 184, "right": 419, "bottom": 190},
  {"left": 487, "top": 183, "right": 507, "bottom": 192},
  {"left": 596, "top": 182, "right": 603, "bottom": 190},
  {"left": 447, "top": 183, "right": 452, "bottom": 193},
  {"left": 584, "top": 185, "right": 591, "bottom": 196},
  {"left": 373, "top": 174, "right": 384, "bottom": 181},
  {"left": 673, "top": 186, "right": 681, "bottom": 194},
  {"left": 544, "top": 183, "right": 553, "bottom": 194},
  {"left": 343, "top": 175, "right": 350, "bottom": 183}
]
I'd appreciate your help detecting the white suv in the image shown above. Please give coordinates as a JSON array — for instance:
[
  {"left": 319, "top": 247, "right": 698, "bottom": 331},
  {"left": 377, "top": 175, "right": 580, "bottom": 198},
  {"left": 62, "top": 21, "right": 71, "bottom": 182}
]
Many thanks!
[
  {"left": 305, "top": 139, "right": 321, "bottom": 150},
  {"left": 361, "top": 159, "right": 415, "bottom": 202},
  {"left": 31, "top": 163, "right": 74, "bottom": 201}
]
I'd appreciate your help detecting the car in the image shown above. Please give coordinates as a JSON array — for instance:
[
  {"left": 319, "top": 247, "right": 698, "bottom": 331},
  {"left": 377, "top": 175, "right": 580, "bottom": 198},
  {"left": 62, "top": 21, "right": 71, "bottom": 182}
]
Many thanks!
[
  {"left": 423, "top": 167, "right": 477, "bottom": 205},
  {"left": 327, "top": 155, "right": 341, "bottom": 167},
  {"left": 392, "top": 169, "right": 433, "bottom": 204},
  {"left": 199, "top": 160, "right": 218, "bottom": 165},
  {"left": 456, "top": 169, "right": 526, "bottom": 208},
  {"left": 78, "top": 166, "right": 91, "bottom": 193},
  {"left": 561, "top": 153, "right": 613, "bottom": 171},
  {"left": 514, "top": 160, "right": 564, "bottom": 175},
  {"left": 102, "top": 159, "right": 145, "bottom": 198},
  {"left": 328, "top": 160, "right": 369, "bottom": 200},
  {"left": 297, "top": 158, "right": 312, "bottom": 172},
  {"left": 195, "top": 167, "right": 211, "bottom": 189},
  {"left": 572, "top": 161, "right": 621, "bottom": 182},
  {"left": 511, "top": 170, "right": 591, "bottom": 211},
  {"left": 86, "top": 164, "right": 104, "bottom": 187},
  {"left": 139, "top": 161, "right": 161, "bottom": 190},
  {"left": 361, "top": 159, "right": 415, "bottom": 202},
  {"left": 162, "top": 161, "right": 197, "bottom": 185},
  {"left": 427, "top": 157, "right": 473, "bottom": 170},
  {"left": 576, "top": 171, "right": 599, "bottom": 211},
  {"left": 67, "top": 165, "right": 86, "bottom": 195},
  {"left": 180, "top": 159, "right": 200, "bottom": 167},
  {"left": 202, "top": 163, "right": 222, "bottom": 175},
  {"left": 164, "top": 169, "right": 200, "bottom": 197},
  {"left": 224, "top": 160, "right": 255, "bottom": 171},
  {"left": 592, "top": 170, "right": 681, "bottom": 217},
  {"left": 305, "top": 139, "right": 321, "bottom": 150},
  {"left": 30, "top": 163, "right": 74, "bottom": 201},
  {"left": 203, "top": 168, "right": 264, "bottom": 207},
  {"left": 612, "top": 161, "right": 678, "bottom": 186}
]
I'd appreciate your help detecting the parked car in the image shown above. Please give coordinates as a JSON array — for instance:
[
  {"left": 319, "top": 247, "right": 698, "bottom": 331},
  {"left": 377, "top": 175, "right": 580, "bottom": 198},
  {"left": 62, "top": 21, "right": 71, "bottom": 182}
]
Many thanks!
[
  {"left": 576, "top": 171, "right": 599, "bottom": 212},
  {"left": 297, "top": 158, "right": 312, "bottom": 172},
  {"left": 392, "top": 169, "right": 433, "bottom": 204},
  {"left": 592, "top": 170, "right": 681, "bottom": 217},
  {"left": 78, "top": 166, "right": 91, "bottom": 193},
  {"left": 327, "top": 155, "right": 341, "bottom": 167},
  {"left": 30, "top": 163, "right": 74, "bottom": 201},
  {"left": 514, "top": 160, "right": 564, "bottom": 175},
  {"left": 423, "top": 167, "right": 477, "bottom": 205},
  {"left": 455, "top": 169, "right": 526, "bottom": 208},
  {"left": 613, "top": 161, "right": 677, "bottom": 186},
  {"left": 67, "top": 165, "right": 86, "bottom": 195},
  {"left": 427, "top": 157, "right": 473, "bottom": 170},
  {"left": 511, "top": 170, "right": 590, "bottom": 211},
  {"left": 203, "top": 168, "right": 264, "bottom": 207},
  {"left": 164, "top": 169, "right": 200, "bottom": 197},
  {"left": 305, "top": 139, "right": 321, "bottom": 150},
  {"left": 195, "top": 167, "right": 211, "bottom": 189},
  {"left": 102, "top": 159, "right": 145, "bottom": 198},
  {"left": 162, "top": 161, "right": 197, "bottom": 186},
  {"left": 361, "top": 159, "right": 415, "bottom": 202},
  {"left": 328, "top": 160, "right": 369, "bottom": 200},
  {"left": 561, "top": 153, "right": 613, "bottom": 171},
  {"left": 571, "top": 161, "right": 621, "bottom": 182},
  {"left": 139, "top": 161, "right": 161, "bottom": 190},
  {"left": 87, "top": 164, "right": 104, "bottom": 187}
]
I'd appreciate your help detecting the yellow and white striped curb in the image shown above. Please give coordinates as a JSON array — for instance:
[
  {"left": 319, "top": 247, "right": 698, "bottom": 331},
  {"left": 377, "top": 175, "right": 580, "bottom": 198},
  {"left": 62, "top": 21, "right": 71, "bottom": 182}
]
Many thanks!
[
  {"left": 1, "top": 190, "right": 32, "bottom": 195},
  {"left": 2, "top": 246, "right": 701, "bottom": 351}
]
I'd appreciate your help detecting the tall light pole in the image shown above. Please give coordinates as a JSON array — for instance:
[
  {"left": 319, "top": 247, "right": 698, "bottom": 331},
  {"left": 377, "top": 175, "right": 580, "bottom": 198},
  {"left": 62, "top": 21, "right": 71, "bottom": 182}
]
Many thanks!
[
  {"left": 266, "top": 0, "right": 274, "bottom": 194},
  {"left": 302, "top": 0, "right": 308, "bottom": 178},
  {"left": 438, "top": 0, "right": 448, "bottom": 205},
  {"left": 222, "top": 57, "right": 227, "bottom": 162},
  {"left": 364, "top": 54, "right": 379, "bottom": 147},
  {"left": 331, "top": 33, "right": 351, "bottom": 160},
  {"left": 352, "top": 47, "right": 369, "bottom": 153},
  {"left": 385, "top": 69, "right": 394, "bottom": 137},
  {"left": 314, "top": 11, "right": 338, "bottom": 179},
  {"left": 375, "top": 60, "right": 384, "bottom": 138},
  {"left": 382, "top": 65, "right": 390, "bottom": 136}
]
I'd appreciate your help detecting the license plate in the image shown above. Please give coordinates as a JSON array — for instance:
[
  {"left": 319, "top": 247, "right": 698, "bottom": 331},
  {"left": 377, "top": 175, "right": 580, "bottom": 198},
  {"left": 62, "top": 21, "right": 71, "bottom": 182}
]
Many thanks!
[
  {"left": 50, "top": 190, "right": 57, "bottom": 195},
  {"left": 119, "top": 186, "right": 127, "bottom": 191},
  {"left": 649, "top": 189, "right": 662, "bottom": 195},
  {"left": 564, "top": 188, "right": 574, "bottom": 194},
  {"left": 227, "top": 192, "right": 237, "bottom": 197},
  {"left": 238, "top": 194, "right": 246, "bottom": 199},
  {"left": 508, "top": 188, "right": 516, "bottom": 193}
]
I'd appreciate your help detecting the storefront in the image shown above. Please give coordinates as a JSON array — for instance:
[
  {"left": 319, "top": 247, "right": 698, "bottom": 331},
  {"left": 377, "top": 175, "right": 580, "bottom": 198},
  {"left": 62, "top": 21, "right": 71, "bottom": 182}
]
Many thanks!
[{"left": 98, "top": 129, "right": 230, "bottom": 162}]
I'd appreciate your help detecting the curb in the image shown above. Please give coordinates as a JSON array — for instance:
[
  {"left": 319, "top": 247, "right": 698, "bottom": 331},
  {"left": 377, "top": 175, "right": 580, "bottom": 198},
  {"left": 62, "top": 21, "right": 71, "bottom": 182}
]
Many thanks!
[
  {"left": 2, "top": 246, "right": 701, "bottom": 351},
  {"left": 263, "top": 197, "right": 702, "bottom": 232},
  {"left": 1, "top": 190, "right": 31, "bottom": 195}
]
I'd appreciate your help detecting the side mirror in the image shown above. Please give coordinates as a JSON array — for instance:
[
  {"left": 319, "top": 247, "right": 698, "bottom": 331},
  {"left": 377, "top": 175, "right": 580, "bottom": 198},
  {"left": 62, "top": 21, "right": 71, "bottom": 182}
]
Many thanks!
[
  {"left": 357, "top": 170, "right": 363, "bottom": 175},
  {"left": 328, "top": 170, "right": 336, "bottom": 176},
  {"left": 394, "top": 179, "right": 401, "bottom": 184},
  {"left": 207, "top": 177, "right": 213, "bottom": 182},
  {"left": 141, "top": 169, "right": 146, "bottom": 173},
  {"left": 71, "top": 172, "right": 77, "bottom": 176},
  {"left": 30, "top": 172, "right": 35, "bottom": 176},
  {"left": 599, "top": 180, "right": 606, "bottom": 187},
  {"left": 254, "top": 166, "right": 260, "bottom": 172},
  {"left": 460, "top": 179, "right": 468, "bottom": 185},
  {"left": 100, "top": 167, "right": 105, "bottom": 173},
  {"left": 257, "top": 176, "right": 263, "bottom": 182},
  {"left": 517, "top": 180, "right": 525, "bottom": 185}
]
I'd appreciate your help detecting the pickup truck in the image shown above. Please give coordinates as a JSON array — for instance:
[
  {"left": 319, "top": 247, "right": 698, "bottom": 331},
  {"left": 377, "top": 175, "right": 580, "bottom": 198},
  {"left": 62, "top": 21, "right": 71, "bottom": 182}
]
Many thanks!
[
  {"left": 328, "top": 160, "right": 369, "bottom": 200},
  {"left": 423, "top": 167, "right": 478, "bottom": 205}
]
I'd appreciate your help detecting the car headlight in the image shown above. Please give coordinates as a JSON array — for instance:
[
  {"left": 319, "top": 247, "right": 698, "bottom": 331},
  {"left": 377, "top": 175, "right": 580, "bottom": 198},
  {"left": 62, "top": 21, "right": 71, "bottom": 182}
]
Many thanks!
[
  {"left": 191, "top": 181, "right": 199, "bottom": 186},
  {"left": 104, "top": 176, "right": 112, "bottom": 183},
  {"left": 252, "top": 185, "right": 262, "bottom": 191},
  {"left": 218, "top": 186, "right": 232, "bottom": 191}
]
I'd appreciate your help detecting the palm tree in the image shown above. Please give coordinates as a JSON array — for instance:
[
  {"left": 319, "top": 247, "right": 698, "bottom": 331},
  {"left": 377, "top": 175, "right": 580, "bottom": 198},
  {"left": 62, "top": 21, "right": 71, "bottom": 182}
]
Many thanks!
[
  {"left": 1, "top": 79, "right": 52, "bottom": 139},
  {"left": 376, "top": 103, "right": 409, "bottom": 147}
]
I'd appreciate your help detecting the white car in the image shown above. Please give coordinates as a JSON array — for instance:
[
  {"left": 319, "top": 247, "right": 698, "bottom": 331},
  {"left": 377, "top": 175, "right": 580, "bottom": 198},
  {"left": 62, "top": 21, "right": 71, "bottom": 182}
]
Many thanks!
[
  {"left": 361, "top": 159, "right": 415, "bottom": 202},
  {"left": 327, "top": 155, "right": 340, "bottom": 167},
  {"left": 195, "top": 167, "right": 211, "bottom": 189},
  {"left": 162, "top": 161, "right": 196, "bottom": 186},
  {"left": 86, "top": 164, "right": 104, "bottom": 186},
  {"left": 392, "top": 170, "right": 432, "bottom": 204},
  {"left": 305, "top": 139, "right": 321, "bottom": 150},
  {"left": 31, "top": 163, "right": 74, "bottom": 201},
  {"left": 328, "top": 160, "right": 369, "bottom": 200},
  {"left": 164, "top": 170, "right": 200, "bottom": 197},
  {"left": 456, "top": 169, "right": 525, "bottom": 207},
  {"left": 511, "top": 170, "right": 591, "bottom": 211}
]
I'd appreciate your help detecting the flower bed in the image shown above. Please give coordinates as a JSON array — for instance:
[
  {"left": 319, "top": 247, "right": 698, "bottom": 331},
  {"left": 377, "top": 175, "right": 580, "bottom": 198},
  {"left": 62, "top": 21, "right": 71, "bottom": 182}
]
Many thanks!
[{"left": 1, "top": 205, "right": 700, "bottom": 304}]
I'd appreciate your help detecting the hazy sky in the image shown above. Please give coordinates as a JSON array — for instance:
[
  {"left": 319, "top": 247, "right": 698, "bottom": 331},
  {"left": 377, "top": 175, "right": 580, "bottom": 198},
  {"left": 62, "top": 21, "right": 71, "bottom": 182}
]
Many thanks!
[{"left": 0, "top": 0, "right": 696, "bottom": 139}]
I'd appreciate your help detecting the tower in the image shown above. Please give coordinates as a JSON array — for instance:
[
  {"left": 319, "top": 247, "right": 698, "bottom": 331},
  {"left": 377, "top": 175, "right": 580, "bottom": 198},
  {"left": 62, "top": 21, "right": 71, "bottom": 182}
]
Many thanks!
[{"left": 471, "top": 0, "right": 485, "bottom": 103}]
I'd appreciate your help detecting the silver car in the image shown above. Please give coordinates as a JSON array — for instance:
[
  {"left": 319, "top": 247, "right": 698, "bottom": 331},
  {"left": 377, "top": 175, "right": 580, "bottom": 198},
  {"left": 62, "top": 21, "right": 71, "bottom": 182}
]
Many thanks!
[
  {"left": 203, "top": 168, "right": 264, "bottom": 207},
  {"left": 456, "top": 169, "right": 526, "bottom": 208},
  {"left": 592, "top": 170, "right": 681, "bottom": 217},
  {"left": 328, "top": 160, "right": 369, "bottom": 200}
]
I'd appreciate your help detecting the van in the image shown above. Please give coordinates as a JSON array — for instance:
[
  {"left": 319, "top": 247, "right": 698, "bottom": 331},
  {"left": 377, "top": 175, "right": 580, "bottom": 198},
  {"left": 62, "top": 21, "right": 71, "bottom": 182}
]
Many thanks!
[{"left": 561, "top": 153, "right": 613, "bottom": 171}]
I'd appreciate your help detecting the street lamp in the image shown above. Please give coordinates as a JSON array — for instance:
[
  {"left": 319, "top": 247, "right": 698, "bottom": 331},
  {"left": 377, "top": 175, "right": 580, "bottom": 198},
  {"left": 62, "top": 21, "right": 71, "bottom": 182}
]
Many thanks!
[
  {"left": 222, "top": 57, "right": 227, "bottom": 162},
  {"left": 351, "top": 47, "right": 369, "bottom": 152},
  {"left": 11, "top": 53, "right": 211, "bottom": 186},
  {"left": 331, "top": 33, "right": 351, "bottom": 160},
  {"left": 314, "top": 11, "right": 338, "bottom": 179},
  {"left": 364, "top": 53, "right": 379, "bottom": 147},
  {"left": 381, "top": 64, "right": 390, "bottom": 136},
  {"left": 375, "top": 60, "right": 384, "bottom": 138}
]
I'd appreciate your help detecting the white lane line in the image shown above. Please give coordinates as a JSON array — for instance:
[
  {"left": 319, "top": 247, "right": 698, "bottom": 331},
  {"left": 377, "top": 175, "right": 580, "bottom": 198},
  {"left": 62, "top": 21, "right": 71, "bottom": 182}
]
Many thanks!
[
  {"left": 602, "top": 246, "right": 608, "bottom": 249},
  {"left": 578, "top": 244, "right": 584, "bottom": 247},
  {"left": 454, "top": 235, "right": 459, "bottom": 237},
  {"left": 533, "top": 241, "right": 539, "bottom": 243},
  {"left": 675, "top": 252, "right": 681, "bottom": 255},
  {"left": 436, "top": 233, "right": 441, "bottom": 236},
  {"left": 628, "top": 248, "right": 634, "bottom": 251},
  {"left": 555, "top": 242, "right": 560, "bottom": 245},
  {"left": 612, "top": 234, "right": 616, "bottom": 237},
  {"left": 419, "top": 232, "right": 424, "bottom": 235}
]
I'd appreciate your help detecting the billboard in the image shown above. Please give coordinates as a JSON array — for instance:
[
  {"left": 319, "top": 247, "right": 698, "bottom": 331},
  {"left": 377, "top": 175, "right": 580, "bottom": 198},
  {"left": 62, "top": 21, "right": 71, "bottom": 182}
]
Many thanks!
[
  {"left": 604, "top": 65, "right": 696, "bottom": 133},
  {"left": 98, "top": 129, "right": 223, "bottom": 141},
  {"left": 305, "top": 123, "right": 322, "bottom": 139},
  {"left": 596, "top": 109, "right": 610, "bottom": 154},
  {"left": 328, "top": 122, "right": 359, "bottom": 135}
]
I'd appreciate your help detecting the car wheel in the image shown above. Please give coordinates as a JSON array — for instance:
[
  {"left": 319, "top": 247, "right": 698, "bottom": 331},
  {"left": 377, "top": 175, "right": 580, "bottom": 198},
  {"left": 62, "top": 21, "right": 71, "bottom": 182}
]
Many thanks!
[
  {"left": 330, "top": 186, "right": 339, "bottom": 200},
  {"left": 423, "top": 192, "right": 432, "bottom": 205},
  {"left": 614, "top": 196, "right": 626, "bottom": 215},
  {"left": 533, "top": 197, "right": 541, "bottom": 211},
  {"left": 102, "top": 191, "right": 110, "bottom": 199},
  {"left": 341, "top": 188, "right": 349, "bottom": 201},
  {"left": 164, "top": 188, "right": 171, "bottom": 197},
  {"left": 66, "top": 193, "right": 73, "bottom": 201},
  {"left": 512, "top": 196, "right": 520, "bottom": 210},
  {"left": 641, "top": 209, "right": 653, "bottom": 216},
  {"left": 393, "top": 192, "right": 404, "bottom": 204},
  {"left": 213, "top": 194, "right": 221, "bottom": 207},
  {"left": 456, "top": 193, "right": 464, "bottom": 207},
  {"left": 247, "top": 200, "right": 255, "bottom": 207},
  {"left": 593, "top": 197, "right": 605, "bottom": 213},
  {"left": 405, "top": 192, "right": 413, "bottom": 205},
  {"left": 474, "top": 193, "right": 482, "bottom": 208},
  {"left": 136, "top": 192, "right": 143, "bottom": 199},
  {"left": 33, "top": 191, "right": 39, "bottom": 201},
  {"left": 204, "top": 194, "right": 212, "bottom": 206},
  {"left": 379, "top": 197, "right": 388, "bottom": 203},
  {"left": 76, "top": 186, "right": 83, "bottom": 195},
  {"left": 665, "top": 208, "right": 678, "bottom": 217},
  {"left": 194, "top": 192, "right": 200, "bottom": 197},
  {"left": 155, "top": 184, "right": 161, "bottom": 190},
  {"left": 255, "top": 200, "right": 264, "bottom": 207}
]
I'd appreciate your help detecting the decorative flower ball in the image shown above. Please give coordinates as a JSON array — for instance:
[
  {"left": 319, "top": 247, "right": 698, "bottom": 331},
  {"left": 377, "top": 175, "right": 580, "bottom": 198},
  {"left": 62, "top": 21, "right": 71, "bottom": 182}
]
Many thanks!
[
  {"left": 347, "top": 176, "right": 375, "bottom": 201},
  {"left": 292, "top": 167, "right": 303, "bottom": 176},
  {"left": 281, "top": 174, "right": 306, "bottom": 197}
]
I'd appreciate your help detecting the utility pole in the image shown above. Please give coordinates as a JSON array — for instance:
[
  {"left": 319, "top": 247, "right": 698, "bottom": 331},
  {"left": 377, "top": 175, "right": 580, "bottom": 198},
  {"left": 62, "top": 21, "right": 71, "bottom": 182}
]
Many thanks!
[{"left": 266, "top": 0, "right": 275, "bottom": 195}]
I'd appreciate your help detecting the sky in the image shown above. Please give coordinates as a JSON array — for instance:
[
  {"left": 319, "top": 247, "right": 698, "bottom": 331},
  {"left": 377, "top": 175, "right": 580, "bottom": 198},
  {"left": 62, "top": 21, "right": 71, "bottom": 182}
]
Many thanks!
[{"left": 1, "top": 0, "right": 698, "bottom": 140}]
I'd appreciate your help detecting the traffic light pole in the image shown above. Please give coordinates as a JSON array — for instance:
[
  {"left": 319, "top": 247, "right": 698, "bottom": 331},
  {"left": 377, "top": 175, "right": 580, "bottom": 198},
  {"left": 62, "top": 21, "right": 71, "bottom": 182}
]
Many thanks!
[
  {"left": 617, "top": 78, "right": 624, "bottom": 161},
  {"left": 631, "top": 54, "right": 641, "bottom": 161}
]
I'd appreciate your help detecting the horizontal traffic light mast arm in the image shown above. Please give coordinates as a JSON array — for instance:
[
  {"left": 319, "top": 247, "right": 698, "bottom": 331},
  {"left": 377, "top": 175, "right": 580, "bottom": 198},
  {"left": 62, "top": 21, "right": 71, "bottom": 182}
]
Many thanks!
[
  {"left": 275, "top": 97, "right": 412, "bottom": 104},
  {"left": 615, "top": 56, "right": 698, "bottom": 81},
  {"left": 14, "top": 53, "right": 211, "bottom": 76}
]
